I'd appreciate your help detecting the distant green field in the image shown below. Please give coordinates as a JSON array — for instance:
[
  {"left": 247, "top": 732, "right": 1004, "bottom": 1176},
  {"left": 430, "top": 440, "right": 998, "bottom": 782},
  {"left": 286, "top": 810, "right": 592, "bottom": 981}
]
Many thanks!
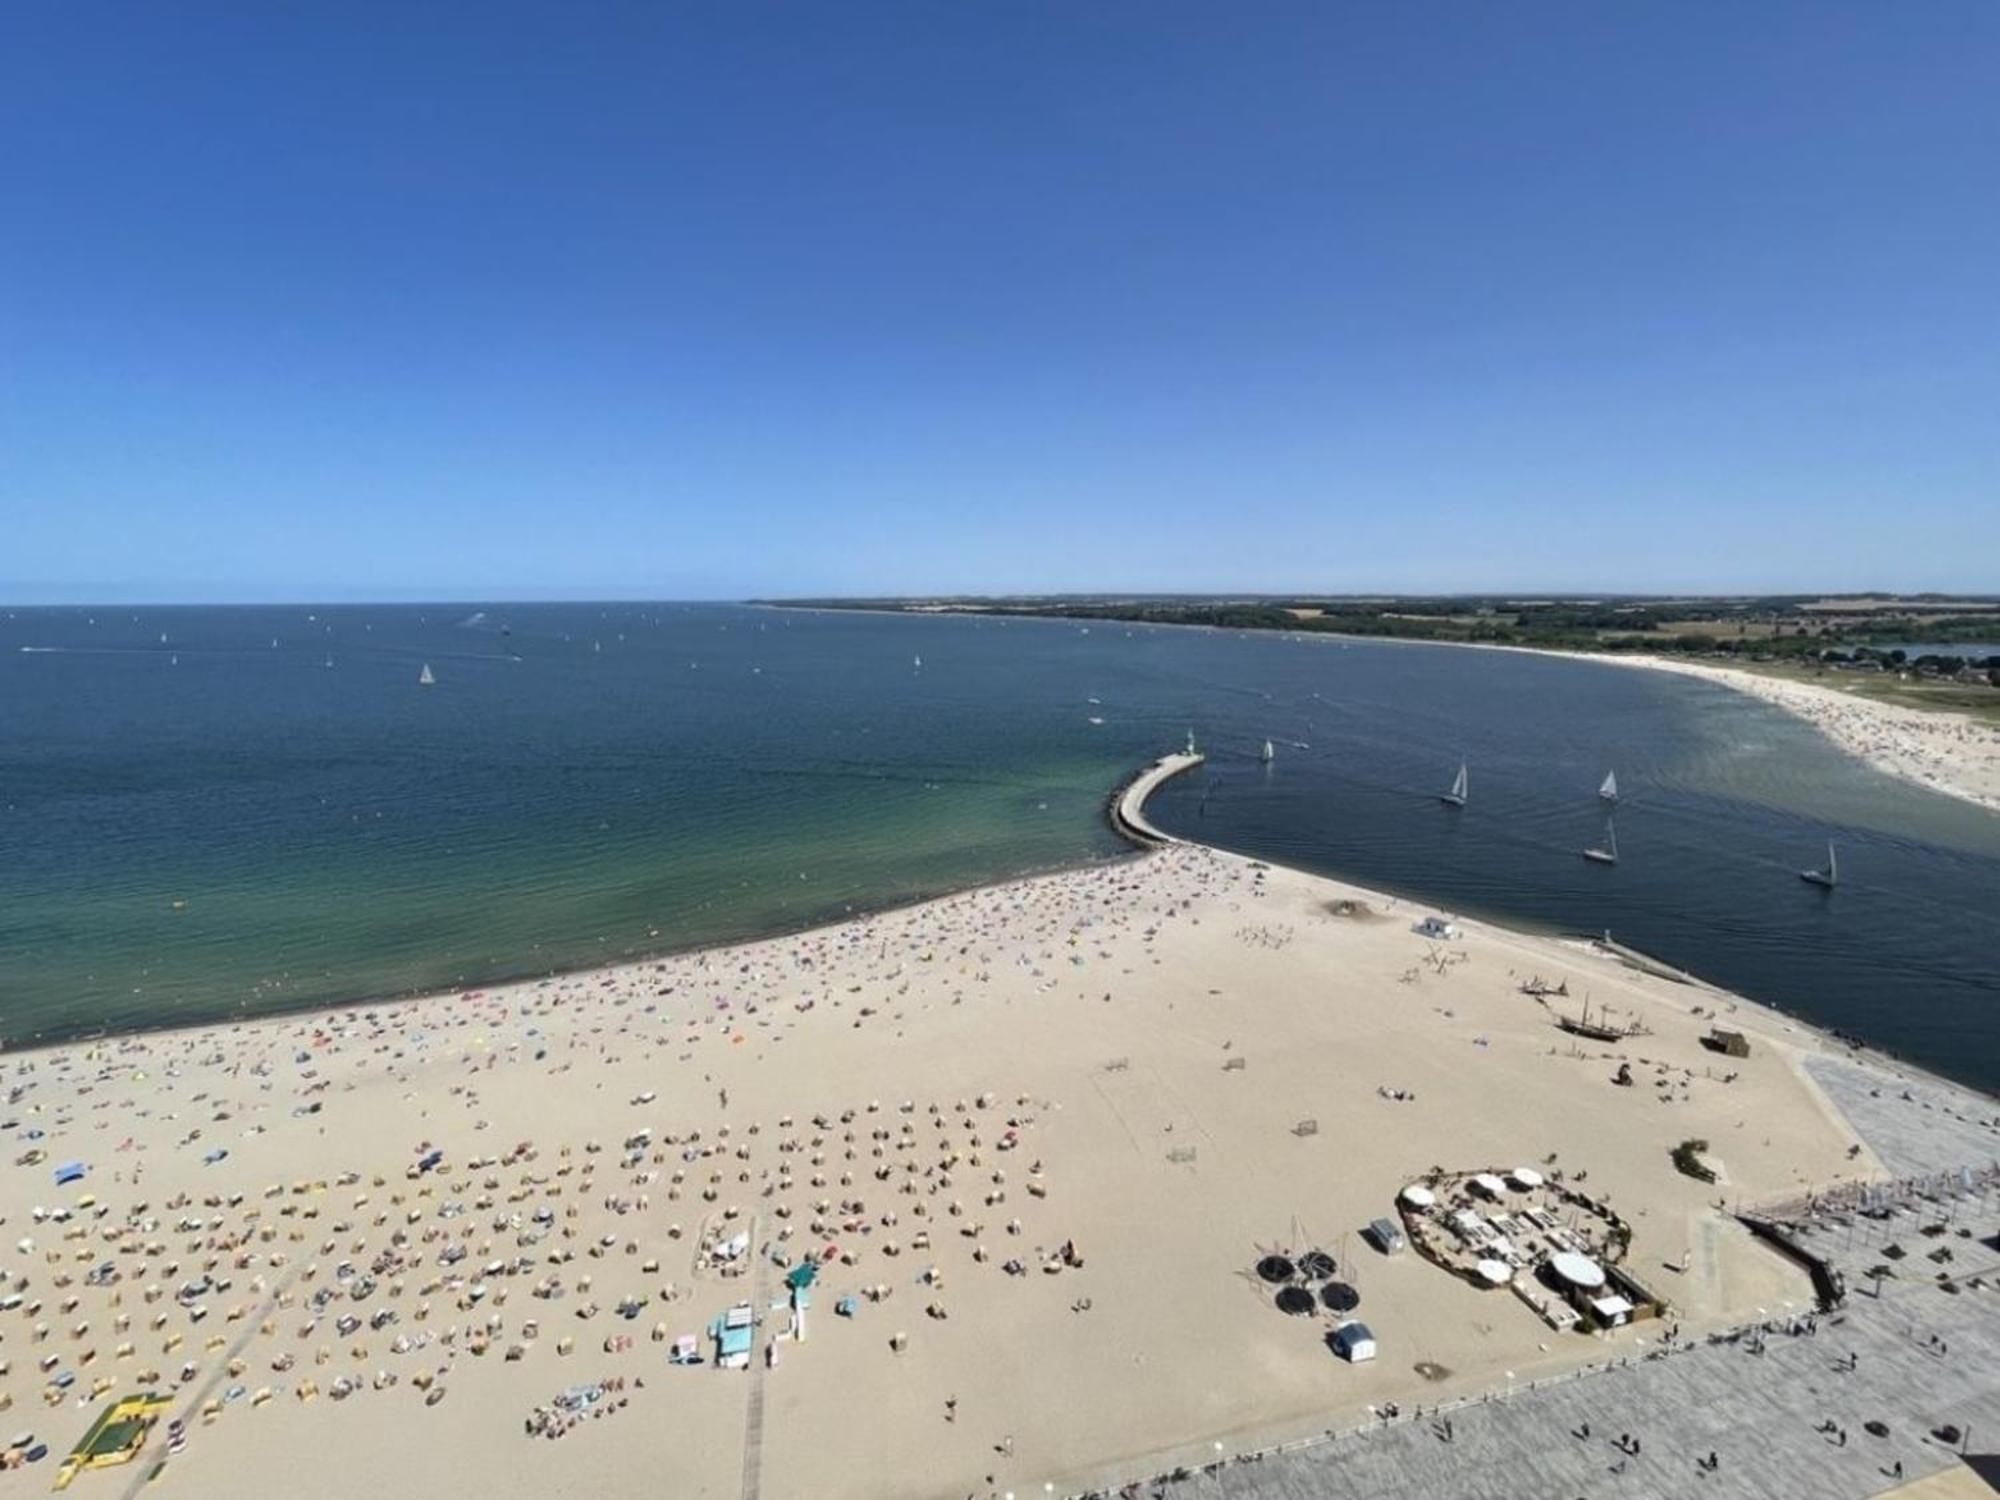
[{"left": 1718, "top": 659, "right": 2000, "bottom": 728}]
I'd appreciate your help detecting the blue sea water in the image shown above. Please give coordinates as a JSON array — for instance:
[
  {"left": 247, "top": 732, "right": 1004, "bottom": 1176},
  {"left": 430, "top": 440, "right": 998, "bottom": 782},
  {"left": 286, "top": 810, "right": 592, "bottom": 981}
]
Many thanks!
[{"left": 2, "top": 603, "right": 1996, "bottom": 1092}]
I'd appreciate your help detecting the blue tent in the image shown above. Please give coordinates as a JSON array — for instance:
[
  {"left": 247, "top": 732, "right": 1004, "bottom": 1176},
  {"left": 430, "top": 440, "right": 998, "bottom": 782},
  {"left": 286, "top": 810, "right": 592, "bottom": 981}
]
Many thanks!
[{"left": 54, "top": 1161, "right": 85, "bottom": 1186}]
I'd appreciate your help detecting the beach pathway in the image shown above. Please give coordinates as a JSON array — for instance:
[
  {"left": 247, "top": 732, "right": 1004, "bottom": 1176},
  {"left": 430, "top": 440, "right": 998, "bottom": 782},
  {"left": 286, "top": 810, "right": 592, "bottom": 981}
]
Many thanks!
[{"left": 740, "top": 1215, "right": 771, "bottom": 1500}]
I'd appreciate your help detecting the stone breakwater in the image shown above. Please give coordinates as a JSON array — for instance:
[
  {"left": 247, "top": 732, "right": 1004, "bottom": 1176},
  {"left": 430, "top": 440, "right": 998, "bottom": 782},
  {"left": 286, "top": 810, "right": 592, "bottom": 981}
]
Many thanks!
[{"left": 1108, "top": 750, "right": 1205, "bottom": 846}]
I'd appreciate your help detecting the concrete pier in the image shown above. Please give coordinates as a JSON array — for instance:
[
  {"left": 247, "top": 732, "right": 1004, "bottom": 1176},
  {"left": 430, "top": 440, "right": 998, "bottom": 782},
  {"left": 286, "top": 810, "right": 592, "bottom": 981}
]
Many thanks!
[{"left": 1109, "top": 751, "right": 1205, "bottom": 847}]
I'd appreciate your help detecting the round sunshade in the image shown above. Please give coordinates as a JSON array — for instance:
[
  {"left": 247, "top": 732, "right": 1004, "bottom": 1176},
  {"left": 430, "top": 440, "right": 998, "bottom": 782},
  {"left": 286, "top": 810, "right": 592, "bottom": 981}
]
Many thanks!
[
  {"left": 1319, "top": 1281, "right": 1360, "bottom": 1313},
  {"left": 1256, "top": 1254, "right": 1296, "bottom": 1284},
  {"left": 1298, "top": 1250, "right": 1336, "bottom": 1281},
  {"left": 1274, "top": 1285, "right": 1317, "bottom": 1316}
]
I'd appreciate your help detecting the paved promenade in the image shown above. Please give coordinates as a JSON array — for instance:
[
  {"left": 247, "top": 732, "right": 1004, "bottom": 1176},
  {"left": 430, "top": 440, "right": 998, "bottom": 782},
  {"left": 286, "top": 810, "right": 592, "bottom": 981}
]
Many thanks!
[
  {"left": 1805, "top": 1057, "right": 2000, "bottom": 1179},
  {"left": 1135, "top": 1278, "right": 1998, "bottom": 1500}
]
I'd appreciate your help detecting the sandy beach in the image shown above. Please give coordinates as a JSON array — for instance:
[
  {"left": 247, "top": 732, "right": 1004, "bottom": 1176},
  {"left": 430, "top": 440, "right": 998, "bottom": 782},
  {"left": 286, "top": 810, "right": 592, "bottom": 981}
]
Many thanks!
[
  {"left": 3, "top": 803, "right": 1993, "bottom": 1498},
  {"left": 1593, "top": 654, "right": 2000, "bottom": 814}
]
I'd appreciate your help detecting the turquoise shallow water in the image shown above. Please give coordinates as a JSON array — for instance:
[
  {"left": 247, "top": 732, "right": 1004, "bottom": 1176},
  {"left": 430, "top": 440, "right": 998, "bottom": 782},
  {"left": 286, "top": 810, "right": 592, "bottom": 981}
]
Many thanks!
[{"left": 3, "top": 603, "right": 1997, "bottom": 1091}]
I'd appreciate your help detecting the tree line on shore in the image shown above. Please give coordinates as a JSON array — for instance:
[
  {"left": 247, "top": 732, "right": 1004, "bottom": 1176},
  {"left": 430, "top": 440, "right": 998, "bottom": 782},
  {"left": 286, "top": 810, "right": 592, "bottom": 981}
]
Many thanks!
[{"left": 762, "top": 595, "right": 2000, "bottom": 684}]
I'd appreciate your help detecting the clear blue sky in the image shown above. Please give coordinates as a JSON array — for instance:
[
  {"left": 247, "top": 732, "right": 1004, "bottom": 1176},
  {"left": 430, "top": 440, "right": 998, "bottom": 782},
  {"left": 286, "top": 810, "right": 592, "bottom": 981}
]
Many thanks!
[{"left": 3, "top": 3, "right": 1995, "bottom": 602}]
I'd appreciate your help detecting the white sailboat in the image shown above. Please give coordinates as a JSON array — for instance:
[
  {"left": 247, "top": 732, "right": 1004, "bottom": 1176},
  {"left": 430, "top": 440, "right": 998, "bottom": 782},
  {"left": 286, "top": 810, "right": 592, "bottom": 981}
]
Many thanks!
[
  {"left": 1583, "top": 818, "right": 1618, "bottom": 865},
  {"left": 913, "top": 654, "right": 922, "bottom": 669},
  {"left": 1261, "top": 739, "right": 1275, "bottom": 763},
  {"left": 1440, "top": 761, "right": 1468, "bottom": 807},
  {"left": 418, "top": 663, "right": 436, "bottom": 686},
  {"left": 1801, "top": 841, "right": 1838, "bottom": 888},
  {"left": 1599, "top": 770, "right": 1618, "bottom": 803}
]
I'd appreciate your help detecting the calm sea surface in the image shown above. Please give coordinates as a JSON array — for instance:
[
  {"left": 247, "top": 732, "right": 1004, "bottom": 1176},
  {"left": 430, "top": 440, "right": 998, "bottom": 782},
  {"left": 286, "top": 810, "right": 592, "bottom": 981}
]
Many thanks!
[{"left": 3, "top": 604, "right": 1997, "bottom": 1091}]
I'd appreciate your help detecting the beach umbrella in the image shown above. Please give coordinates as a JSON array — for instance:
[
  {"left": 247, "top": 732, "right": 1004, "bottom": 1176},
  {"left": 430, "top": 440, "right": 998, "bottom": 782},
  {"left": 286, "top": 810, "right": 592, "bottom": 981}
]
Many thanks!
[
  {"left": 1274, "top": 1286, "right": 1317, "bottom": 1316},
  {"left": 1255, "top": 1254, "right": 1296, "bottom": 1284},
  {"left": 1298, "top": 1250, "right": 1336, "bottom": 1281},
  {"left": 1319, "top": 1282, "right": 1360, "bottom": 1313}
]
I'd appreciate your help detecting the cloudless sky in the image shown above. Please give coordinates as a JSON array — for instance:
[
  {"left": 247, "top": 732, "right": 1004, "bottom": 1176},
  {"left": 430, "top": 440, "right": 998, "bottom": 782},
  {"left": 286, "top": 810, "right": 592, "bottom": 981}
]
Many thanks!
[{"left": 3, "top": 3, "right": 1996, "bottom": 601}]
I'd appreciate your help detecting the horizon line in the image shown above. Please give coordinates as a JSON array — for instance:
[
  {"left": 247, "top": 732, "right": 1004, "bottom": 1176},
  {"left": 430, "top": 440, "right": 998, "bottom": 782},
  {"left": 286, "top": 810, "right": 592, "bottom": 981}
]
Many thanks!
[{"left": 6, "top": 588, "right": 1999, "bottom": 610}]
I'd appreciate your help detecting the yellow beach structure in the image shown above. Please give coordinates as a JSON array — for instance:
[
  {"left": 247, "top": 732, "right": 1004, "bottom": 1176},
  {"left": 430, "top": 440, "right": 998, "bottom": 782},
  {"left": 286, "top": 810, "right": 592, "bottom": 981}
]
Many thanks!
[{"left": 53, "top": 1392, "right": 171, "bottom": 1490}]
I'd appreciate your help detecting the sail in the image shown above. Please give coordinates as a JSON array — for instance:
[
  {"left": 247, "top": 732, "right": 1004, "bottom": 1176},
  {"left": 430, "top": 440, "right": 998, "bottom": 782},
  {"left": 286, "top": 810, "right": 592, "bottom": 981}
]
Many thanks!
[
  {"left": 1262, "top": 739, "right": 1275, "bottom": 762},
  {"left": 1584, "top": 816, "right": 1617, "bottom": 863},
  {"left": 418, "top": 663, "right": 436, "bottom": 686},
  {"left": 1451, "top": 762, "right": 1468, "bottom": 801},
  {"left": 1826, "top": 842, "right": 1838, "bottom": 885},
  {"left": 1600, "top": 770, "right": 1618, "bottom": 800}
]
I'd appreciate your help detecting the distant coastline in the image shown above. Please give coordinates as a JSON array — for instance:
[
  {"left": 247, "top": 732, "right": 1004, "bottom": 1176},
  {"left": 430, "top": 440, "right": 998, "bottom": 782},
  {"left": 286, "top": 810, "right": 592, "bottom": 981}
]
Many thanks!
[
  {"left": 758, "top": 591, "right": 2000, "bottom": 668},
  {"left": 762, "top": 597, "right": 2000, "bottom": 816}
]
